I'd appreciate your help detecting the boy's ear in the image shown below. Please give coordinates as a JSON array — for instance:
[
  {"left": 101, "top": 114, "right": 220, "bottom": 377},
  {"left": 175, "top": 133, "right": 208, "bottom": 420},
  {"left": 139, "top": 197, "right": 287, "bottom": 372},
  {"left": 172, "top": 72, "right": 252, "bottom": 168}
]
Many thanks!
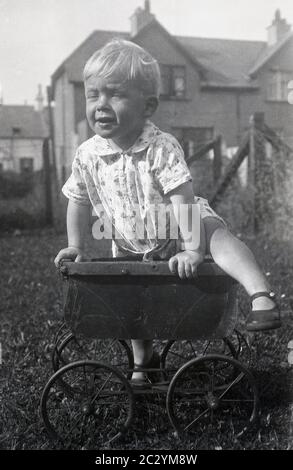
[{"left": 144, "top": 96, "right": 159, "bottom": 117}]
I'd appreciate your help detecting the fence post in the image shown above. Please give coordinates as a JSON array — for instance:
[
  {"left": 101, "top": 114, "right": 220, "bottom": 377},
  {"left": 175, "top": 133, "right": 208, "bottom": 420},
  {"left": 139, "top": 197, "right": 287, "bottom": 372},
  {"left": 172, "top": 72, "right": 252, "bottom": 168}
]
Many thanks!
[
  {"left": 213, "top": 134, "right": 222, "bottom": 183},
  {"left": 47, "top": 86, "right": 58, "bottom": 192},
  {"left": 43, "top": 138, "right": 53, "bottom": 226}
]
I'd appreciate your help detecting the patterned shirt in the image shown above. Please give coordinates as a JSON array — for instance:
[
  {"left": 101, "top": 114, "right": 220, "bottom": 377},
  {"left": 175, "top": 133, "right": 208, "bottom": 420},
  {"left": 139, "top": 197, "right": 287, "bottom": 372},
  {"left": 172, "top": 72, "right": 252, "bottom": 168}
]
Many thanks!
[{"left": 62, "top": 120, "right": 192, "bottom": 254}]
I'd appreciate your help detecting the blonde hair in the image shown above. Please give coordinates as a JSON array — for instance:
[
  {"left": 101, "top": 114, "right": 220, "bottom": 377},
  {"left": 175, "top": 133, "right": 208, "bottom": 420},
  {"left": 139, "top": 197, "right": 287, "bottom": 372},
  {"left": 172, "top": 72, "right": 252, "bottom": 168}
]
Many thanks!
[{"left": 83, "top": 38, "right": 161, "bottom": 98}]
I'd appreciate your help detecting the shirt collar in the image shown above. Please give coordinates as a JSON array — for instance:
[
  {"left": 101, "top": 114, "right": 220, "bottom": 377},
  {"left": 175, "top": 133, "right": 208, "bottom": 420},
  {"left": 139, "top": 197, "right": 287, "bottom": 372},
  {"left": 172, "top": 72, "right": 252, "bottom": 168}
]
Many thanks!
[{"left": 93, "top": 120, "right": 159, "bottom": 156}]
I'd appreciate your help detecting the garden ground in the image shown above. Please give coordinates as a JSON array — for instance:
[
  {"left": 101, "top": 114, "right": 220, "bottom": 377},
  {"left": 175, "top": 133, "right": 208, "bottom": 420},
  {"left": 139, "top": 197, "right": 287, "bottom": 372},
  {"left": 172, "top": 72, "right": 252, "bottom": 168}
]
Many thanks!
[{"left": 0, "top": 229, "right": 292, "bottom": 450}]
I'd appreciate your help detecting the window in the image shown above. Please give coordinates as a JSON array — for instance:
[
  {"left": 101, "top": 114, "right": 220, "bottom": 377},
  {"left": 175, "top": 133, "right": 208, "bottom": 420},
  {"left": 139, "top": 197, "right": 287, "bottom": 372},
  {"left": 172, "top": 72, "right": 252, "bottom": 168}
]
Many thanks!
[
  {"left": 20, "top": 158, "right": 34, "bottom": 173},
  {"left": 12, "top": 127, "right": 21, "bottom": 136},
  {"left": 267, "top": 70, "right": 292, "bottom": 101},
  {"left": 172, "top": 127, "right": 214, "bottom": 159},
  {"left": 160, "top": 65, "right": 186, "bottom": 98}
]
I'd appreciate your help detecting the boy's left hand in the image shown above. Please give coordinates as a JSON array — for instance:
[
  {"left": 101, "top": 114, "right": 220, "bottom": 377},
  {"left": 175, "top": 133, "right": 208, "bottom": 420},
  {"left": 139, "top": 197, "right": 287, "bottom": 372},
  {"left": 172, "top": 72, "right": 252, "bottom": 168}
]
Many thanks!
[{"left": 168, "top": 250, "right": 204, "bottom": 279}]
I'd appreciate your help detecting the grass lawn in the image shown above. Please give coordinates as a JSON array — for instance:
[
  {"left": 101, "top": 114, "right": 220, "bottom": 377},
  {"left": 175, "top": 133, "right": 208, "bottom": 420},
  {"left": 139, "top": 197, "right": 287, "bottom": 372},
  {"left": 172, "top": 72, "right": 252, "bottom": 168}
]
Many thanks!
[{"left": 0, "top": 230, "right": 292, "bottom": 450}]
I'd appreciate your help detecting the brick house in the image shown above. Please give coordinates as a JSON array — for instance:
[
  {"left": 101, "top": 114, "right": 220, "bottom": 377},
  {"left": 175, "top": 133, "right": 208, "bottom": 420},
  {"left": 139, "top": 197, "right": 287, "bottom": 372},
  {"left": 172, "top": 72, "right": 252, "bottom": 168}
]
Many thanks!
[
  {"left": 0, "top": 89, "right": 48, "bottom": 174},
  {"left": 50, "top": 2, "right": 293, "bottom": 183}
]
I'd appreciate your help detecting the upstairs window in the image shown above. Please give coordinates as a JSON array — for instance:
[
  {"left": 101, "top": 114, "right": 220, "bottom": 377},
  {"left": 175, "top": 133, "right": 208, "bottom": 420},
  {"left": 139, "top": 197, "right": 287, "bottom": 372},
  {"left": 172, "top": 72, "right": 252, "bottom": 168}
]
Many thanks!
[
  {"left": 160, "top": 65, "right": 186, "bottom": 99},
  {"left": 267, "top": 70, "right": 292, "bottom": 102},
  {"left": 20, "top": 157, "right": 34, "bottom": 173},
  {"left": 12, "top": 127, "right": 21, "bottom": 136}
]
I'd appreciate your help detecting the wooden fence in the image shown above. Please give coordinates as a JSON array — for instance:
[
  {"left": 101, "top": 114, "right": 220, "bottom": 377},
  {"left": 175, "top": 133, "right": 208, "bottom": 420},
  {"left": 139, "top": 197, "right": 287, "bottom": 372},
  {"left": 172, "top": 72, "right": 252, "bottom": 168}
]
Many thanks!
[{"left": 187, "top": 112, "right": 293, "bottom": 237}]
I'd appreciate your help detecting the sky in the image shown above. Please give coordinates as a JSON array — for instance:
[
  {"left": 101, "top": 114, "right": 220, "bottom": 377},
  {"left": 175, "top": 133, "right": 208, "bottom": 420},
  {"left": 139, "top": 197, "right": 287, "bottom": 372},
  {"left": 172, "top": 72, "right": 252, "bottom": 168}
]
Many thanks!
[{"left": 0, "top": 0, "right": 293, "bottom": 105}]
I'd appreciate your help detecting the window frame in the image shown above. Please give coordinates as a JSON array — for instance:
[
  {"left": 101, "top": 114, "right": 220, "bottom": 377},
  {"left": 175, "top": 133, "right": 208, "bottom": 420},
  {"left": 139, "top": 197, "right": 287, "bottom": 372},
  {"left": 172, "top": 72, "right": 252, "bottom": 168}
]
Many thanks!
[
  {"left": 160, "top": 64, "right": 187, "bottom": 99},
  {"left": 266, "top": 69, "right": 292, "bottom": 102},
  {"left": 19, "top": 157, "right": 34, "bottom": 173}
]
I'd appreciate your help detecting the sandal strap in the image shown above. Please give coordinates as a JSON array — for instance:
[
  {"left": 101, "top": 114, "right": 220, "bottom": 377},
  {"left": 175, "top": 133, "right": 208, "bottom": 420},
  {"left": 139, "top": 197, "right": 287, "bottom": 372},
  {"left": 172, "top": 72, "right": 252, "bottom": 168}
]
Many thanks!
[{"left": 250, "top": 291, "right": 276, "bottom": 305}]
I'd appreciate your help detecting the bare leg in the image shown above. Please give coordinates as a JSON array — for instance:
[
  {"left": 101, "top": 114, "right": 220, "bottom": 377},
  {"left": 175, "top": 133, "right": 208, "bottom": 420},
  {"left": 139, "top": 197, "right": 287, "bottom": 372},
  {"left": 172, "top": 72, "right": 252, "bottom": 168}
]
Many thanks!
[
  {"left": 131, "top": 339, "right": 153, "bottom": 380},
  {"left": 204, "top": 218, "right": 275, "bottom": 311}
]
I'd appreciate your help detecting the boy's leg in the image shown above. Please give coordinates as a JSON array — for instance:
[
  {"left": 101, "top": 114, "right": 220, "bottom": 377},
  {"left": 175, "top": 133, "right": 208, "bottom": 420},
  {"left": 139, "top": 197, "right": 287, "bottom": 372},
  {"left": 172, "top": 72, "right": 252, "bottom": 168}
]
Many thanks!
[
  {"left": 113, "top": 246, "right": 155, "bottom": 380},
  {"left": 203, "top": 217, "right": 280, "bottom": 329},
  {"left": 131, "top": 340, "right": 154, "bottom": 381}
]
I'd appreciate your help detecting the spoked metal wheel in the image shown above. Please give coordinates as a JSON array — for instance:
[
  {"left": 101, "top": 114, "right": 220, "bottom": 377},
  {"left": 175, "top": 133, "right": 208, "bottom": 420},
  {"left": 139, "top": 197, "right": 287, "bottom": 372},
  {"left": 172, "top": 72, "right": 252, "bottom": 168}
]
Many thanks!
[
  {"left": 161, "top": 338, "right": 237, "bottom": 379},
  {"left": 41, "top": 360, "right": 134, "bottom": 449},
  {"left": 52, "top": 334, "right": 134, "bottom": 380},
  {"left": 166, "top": 354, "right": 259, "bottom": 447}
]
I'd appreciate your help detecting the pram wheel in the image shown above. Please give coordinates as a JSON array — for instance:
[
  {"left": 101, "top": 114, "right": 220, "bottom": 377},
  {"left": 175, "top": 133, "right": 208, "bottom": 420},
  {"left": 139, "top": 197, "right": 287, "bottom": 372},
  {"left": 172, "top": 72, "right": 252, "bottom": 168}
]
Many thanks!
[
  {"left": 161, "top": 338, "right": 237, "bottom": 378},
  {"left": 166, "top": 354, "right": 259, "bottom": 447},
  {"left": 40, "top": 360, "right": 134, "bottom": 449},
  {"left": 52, "top": 332, "right": 134, "bottom": 379}
]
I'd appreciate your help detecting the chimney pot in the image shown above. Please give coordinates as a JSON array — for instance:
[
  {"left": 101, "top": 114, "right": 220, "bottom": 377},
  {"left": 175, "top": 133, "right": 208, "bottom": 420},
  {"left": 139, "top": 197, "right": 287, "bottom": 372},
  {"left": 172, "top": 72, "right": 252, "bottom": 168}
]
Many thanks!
[{"left": 35, "top": 84, "right": 44, "bottom": 111}]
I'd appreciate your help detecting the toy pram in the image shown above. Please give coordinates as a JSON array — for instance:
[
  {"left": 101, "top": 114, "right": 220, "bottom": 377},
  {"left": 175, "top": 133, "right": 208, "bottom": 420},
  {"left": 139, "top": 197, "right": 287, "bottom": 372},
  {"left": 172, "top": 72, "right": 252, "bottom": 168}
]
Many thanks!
[{"left": 40, "top": 258, "right": 258, "bottom": 448}]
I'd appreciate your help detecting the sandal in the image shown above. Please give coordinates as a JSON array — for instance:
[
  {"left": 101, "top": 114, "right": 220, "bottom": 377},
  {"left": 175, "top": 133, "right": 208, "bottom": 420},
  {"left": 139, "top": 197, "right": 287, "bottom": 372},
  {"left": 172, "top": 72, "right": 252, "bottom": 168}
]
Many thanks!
[
  {"left": 130, "top": 352, "right": 161, "bottom": 389},
  {"left": 246, "top": 291, "right": 281, "bottom": 332}
]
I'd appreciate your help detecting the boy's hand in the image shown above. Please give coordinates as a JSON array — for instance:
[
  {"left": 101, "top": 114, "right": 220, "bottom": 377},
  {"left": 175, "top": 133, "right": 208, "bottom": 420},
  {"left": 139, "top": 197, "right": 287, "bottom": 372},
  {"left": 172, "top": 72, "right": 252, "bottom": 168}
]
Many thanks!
[
  {"left": 168, "top": 250, "right": 204, "bottom": 279},
  {"left": 54, "top": 246, "right": 86, "bottom": 268}
]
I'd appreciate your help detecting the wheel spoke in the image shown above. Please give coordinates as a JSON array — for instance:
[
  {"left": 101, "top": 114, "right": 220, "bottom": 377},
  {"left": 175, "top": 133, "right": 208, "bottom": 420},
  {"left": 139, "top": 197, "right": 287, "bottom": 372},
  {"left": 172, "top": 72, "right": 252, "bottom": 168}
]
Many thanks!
[
  {"left": 187, "top": 341, "right": 197, "bottom": 357},
  {"left": 90, "top": 371, "right": 114, "bottom": 404},
  {"left": 83, "top": 365, "right": 89, "bottom": 396},
  {"left": 184, "top": 407, "right": 210, "bottom": 431},
  {"left": 218, "top": 371, "right": 245, "bottom": 400},
  {"left": 202, "top": 340, "right": 212, "bottom": 355},
  {"left": 168, "top": 349, "right": 192, "bottom": 361},
  {"left": 221, "top": 399, "right": 254, "bottom": 403},
  {"left": 209, "top": 361, "right": 215, "bottom": 392}
]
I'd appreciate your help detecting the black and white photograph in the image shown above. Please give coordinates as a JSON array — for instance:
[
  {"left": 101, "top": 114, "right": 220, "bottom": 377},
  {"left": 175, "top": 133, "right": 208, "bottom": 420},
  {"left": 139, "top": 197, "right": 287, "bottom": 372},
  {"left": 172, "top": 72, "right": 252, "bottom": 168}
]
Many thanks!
[{"left": 0, "top": 0, "right": 293, "bottom": 456}]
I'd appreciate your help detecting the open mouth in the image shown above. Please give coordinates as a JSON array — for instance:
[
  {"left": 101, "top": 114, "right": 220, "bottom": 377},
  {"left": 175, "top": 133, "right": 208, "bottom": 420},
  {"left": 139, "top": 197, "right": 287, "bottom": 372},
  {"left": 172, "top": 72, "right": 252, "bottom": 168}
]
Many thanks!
[{"left": 96, "top": 116, "right": 116, "bottom": 124}]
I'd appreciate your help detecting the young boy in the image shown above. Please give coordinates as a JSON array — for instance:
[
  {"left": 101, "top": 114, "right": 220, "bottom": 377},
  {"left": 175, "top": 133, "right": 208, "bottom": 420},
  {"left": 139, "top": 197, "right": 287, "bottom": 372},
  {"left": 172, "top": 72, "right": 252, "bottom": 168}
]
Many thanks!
[{"left": 54, "top": 39, "right": 281, "bottom": 383}]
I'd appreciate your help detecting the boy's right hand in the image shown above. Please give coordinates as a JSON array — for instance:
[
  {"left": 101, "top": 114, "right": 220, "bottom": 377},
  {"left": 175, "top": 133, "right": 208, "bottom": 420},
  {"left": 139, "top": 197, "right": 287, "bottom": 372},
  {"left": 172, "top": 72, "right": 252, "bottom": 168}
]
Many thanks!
[{"left": 54, "top": 246, "right": 86, "bottom": 268}]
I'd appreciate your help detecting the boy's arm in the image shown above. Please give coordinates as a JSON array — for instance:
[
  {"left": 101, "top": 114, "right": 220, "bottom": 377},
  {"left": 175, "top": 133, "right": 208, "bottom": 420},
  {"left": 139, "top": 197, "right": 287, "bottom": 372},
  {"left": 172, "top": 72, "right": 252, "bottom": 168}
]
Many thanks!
[
  {"left": 168, "top": 181, "right": 206, "bottom": 278},
  {"left": 54, "top": 200, "right": 91, "bottom": 267},
  {"left": 67, "top": 199, "right": 91, "bottom": 249}
]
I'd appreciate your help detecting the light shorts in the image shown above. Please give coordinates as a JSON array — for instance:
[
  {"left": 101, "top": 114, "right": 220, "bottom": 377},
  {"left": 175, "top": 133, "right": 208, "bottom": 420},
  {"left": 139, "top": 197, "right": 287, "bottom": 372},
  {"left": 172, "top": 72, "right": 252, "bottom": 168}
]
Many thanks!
[
  {"left": 195, "top": 196, "right": 226, "bottom": 226},
  {"left": 113, "top": 197, "right": 226, "bottom": 261}
]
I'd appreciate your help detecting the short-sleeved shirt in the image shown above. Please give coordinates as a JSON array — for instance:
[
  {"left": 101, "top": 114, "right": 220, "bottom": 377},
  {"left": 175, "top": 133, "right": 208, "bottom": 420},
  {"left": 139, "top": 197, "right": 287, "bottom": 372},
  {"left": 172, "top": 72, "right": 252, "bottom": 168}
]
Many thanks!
[{"left": 62, "top": 120, "right": 192, "bottom": 254}]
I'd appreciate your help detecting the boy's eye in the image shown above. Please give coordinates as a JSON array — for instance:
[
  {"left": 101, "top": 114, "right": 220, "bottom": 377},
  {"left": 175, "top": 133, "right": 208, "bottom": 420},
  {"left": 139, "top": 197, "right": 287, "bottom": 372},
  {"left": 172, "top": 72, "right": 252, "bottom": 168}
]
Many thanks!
[
  {"left": 86, "top": 92, "right": 99, "bottom": 99},
  {"left": 112, "top": 92, "right": 124, "bottom": 98},
  {"left": 110, "top": 88, "right": 127, "bottom": 98}
]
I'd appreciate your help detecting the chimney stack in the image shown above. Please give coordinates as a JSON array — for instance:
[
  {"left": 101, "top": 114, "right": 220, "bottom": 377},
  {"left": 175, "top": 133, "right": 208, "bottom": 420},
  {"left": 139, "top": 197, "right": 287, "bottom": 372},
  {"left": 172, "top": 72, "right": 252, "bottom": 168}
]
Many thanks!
[
  {"left": 144, "top": 0, "right": 150, "bottom": 13},
  {"left": 130, "top": 1, "right": 155, "bottom": 37},
  {"left": 267, "top": 9, "right": 291, "bottom": 46}
]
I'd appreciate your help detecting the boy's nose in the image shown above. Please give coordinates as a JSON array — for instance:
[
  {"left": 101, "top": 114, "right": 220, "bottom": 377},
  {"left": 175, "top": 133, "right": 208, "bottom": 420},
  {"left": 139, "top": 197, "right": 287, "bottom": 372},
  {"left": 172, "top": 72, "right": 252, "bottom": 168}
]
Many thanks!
[{"left": 96, "top": 93, "right": 109, "bottom": 110}]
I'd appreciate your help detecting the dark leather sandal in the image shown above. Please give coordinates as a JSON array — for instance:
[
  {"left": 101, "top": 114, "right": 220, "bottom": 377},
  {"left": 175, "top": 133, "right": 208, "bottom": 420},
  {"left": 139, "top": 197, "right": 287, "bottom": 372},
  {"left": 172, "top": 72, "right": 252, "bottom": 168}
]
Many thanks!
[
  {"left": 246, "top": 291, "right": 281, "bottom": 332},
  {"left": 130, "top": 352, "right": 161, "bottom": 389}
]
